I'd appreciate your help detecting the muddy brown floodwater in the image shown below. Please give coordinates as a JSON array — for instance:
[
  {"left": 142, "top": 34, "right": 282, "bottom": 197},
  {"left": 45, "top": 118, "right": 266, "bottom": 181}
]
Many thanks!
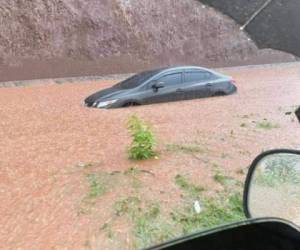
[{"left": 1, "top": 63, "right": 300, "bottom": 249}]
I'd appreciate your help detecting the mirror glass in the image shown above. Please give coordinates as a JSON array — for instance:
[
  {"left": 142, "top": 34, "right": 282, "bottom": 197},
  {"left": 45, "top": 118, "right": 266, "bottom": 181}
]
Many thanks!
[{"left": 248, "top": 152, "right": 300, "bottom": 226}]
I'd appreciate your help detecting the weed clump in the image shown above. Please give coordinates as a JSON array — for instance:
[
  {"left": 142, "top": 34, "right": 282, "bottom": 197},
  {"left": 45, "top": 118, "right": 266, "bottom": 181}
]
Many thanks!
[
  {"left": 175, "top": 175, "right": 205, "bottom": 197},
  {"left": 128, "top": 115, "right": 157, "bottom": 160},
  {"left": 256, "top": 120, "right": 280, "bottom": 130}
]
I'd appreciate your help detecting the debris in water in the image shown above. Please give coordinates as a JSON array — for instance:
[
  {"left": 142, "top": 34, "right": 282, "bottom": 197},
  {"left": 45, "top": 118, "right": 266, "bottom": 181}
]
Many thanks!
[{"left": 194, "top": 200, "right": 202, "bottom": 214}]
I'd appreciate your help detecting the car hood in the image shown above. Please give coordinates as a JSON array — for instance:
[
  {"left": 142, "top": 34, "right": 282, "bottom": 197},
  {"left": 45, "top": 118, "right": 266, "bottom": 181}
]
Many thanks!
[{"left": 85, "top": 87, "right": 125, "bottom": 105}]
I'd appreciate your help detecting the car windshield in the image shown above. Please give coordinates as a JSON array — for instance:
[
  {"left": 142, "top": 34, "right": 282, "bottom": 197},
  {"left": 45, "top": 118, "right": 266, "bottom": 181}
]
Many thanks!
[{"left": 114, "top": 69, "right": 163, "bottom": 89}]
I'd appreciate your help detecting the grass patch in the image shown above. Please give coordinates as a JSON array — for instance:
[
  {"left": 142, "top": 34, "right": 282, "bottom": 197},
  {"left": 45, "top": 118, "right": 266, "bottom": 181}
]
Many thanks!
[
  {"left": 171, "top": 192, "right": 244, "bottom": 235},
  {"left": 175, "top": 175, "right": 205, "bottom": 197},
  {"left": 114, "top": 197, "right": 177, "bottom": 249},
  {"left": 86, "top": 173, "right": 108, "bottom": 199},
  {"left": 104, "top": 174, "right": 244, "bottom": 249},
  {"left": 213, "top": 172, "right": 241, "bottom": 188},
  {"left": 82, "top": 165, "right": 245, "bottom": 248},
  {"left": 100, "top": 223, "right": 114, "bottom": 239},
  {"left": 128, "top": 115, "right": 157, "bottom": 160},
  {"left": 79, "top": 173, "right": 113, "bottom": 214},
  {"left": 214, "top": 173, "right": 231, "bottom": 186},
  {"left": 114, "top": 196, "right": 142, "bottom": 216},
  {"left": 256, "top": 120, "right": 280, "bottom": 130},
  {"left": 134, "top": 209, "right": 177, "bottom": 249}
]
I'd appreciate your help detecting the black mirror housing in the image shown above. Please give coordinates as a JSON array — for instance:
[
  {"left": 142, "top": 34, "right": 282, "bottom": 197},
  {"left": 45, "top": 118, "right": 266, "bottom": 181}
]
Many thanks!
[
  {"left": 243, "top": 149, "right": 300, "bottom": 226},
  {"left": 295, "top": 106, "right": 300, "bottom": 122}
]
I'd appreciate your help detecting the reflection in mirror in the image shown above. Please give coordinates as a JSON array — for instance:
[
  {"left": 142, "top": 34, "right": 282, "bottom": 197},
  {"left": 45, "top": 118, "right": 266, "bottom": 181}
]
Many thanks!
[{"left": 248, "top": 153, "right": 300, "bottom": 226}]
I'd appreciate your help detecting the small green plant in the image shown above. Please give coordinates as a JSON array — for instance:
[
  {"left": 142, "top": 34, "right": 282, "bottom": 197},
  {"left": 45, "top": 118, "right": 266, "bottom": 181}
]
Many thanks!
[
  {"left": 114, "top": 196, "right": 142, "bottom": 216},
  {"left": 213, "top": 172, "right": 236, "bottom": 187},
  {"left": 128, "top": 116, "right": 157, "bottom": 160},
  {"left": 86, "top": 173, "right": 108, "bottom": 199},
  {"left": 100, "top": 223, "right": 114, "bottom": 239},
  {"left": 175, "top": 175, "right": 205, "bottom": 197},
  {"left": 256, "top": 120, "right": 280, "bottom": 130}
]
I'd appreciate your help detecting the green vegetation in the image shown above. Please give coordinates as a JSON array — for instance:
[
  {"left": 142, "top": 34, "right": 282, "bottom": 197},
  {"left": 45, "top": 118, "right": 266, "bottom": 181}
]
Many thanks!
[
  {"left": 114, "top": 197, "right": 177, "bottom": 249},
  {"left": 114, "top": 196, "right": 142, "bottom": 216},
  {"left": 172, "top": 170, "right": 244, "bottom": 236},
  {"left": 86, "top": 173, "right": 109, "bottom": 199},
  {"left": 80, "top": 112, "right": 248, "bottom": 249},
  {"left": 256, "top": 120, "right": 280, "bottom": 130},
  {"left": 171, "top": 192, "right": 244, "bottom": 235},
  {"left": 214, "top": 173, "right": 235, "bottom": 186},
  {"left": 128, "top": 115, "right": 157, "bottom": 160},
  {"left": 112, "top": 192, "right": 243, "bottom": 248},
  {"left": 89, "top": 169, "right": 245, "bottom": 249},
  {"left": 100, "top": 223, "right": 114, "bottom": 239},
  {"left": 175, "top": 174, "right": 205, "bottom": 197}
]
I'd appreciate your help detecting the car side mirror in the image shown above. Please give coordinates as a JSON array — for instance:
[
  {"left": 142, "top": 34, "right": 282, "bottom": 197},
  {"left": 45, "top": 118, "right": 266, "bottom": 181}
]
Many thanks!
[
  {"left": 152, "top": 82, "right": 165, "bottom": 92},
  {"left": 243, "top": 149, "right": 300, "bottom": 227}
]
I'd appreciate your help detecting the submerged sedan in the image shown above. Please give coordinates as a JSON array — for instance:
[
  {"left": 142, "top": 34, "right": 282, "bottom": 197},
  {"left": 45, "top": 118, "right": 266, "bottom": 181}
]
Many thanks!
[{"left": 84, "top": 66, "right": 237, "bottom": 109}]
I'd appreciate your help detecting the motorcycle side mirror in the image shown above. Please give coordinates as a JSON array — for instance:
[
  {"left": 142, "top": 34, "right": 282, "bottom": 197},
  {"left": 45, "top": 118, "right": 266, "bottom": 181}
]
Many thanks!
[
  {"left": 152, "top": 81, "right": 165, "bottom": 92},
  {"left": 295, "top": 106, "right": 300, "bottom": 122},
  {"left": 243, "top": 149, "right": 300, "bottom": 227}
]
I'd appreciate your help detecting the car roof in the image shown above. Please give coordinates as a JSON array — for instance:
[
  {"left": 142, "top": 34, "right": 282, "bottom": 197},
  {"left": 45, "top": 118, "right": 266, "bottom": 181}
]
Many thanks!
[
  {"left": 150, "top": 66, "right": 227, "bottom": 78},
  {"left": 155, "top": 66, "right": 218, "bottom": 74}
]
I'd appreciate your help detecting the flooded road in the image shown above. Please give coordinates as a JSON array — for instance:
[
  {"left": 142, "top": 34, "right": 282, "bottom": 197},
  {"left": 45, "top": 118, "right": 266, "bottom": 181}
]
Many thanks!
[{"left": 1, "top": 63, "right": 300, "bottom": 249}]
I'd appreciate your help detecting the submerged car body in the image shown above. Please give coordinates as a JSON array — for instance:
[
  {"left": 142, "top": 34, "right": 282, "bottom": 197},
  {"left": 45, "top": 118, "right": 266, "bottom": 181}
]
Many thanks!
[{"left": 84, "top": 66, "right": 237, "bottom": 109}]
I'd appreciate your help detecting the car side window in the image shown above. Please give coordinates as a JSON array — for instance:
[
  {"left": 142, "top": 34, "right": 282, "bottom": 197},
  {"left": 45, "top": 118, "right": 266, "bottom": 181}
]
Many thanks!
[
  {"left": 157, "top": 73, "right": 182, "bottom": 87},
  {"left": 184, "top": 71, "right": 213, "bottom": 83}
]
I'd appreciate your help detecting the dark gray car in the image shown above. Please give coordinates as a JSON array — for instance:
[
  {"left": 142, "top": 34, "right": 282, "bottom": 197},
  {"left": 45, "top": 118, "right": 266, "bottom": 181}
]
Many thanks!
[{"left": 84, "top": 66, "right": 237, "bottom": 109}]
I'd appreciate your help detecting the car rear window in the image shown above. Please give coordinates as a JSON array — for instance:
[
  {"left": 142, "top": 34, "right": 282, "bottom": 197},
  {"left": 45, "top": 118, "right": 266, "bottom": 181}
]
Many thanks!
[
  {"left": 114, "top": 69, "right": 163, "bottom": 89},
  {"left": 185, "top": 71, "right": 214, "bottom": 83}
]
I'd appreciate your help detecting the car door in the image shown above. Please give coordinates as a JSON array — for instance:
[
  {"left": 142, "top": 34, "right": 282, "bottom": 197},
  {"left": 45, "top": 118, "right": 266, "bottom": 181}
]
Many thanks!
[
  {"left": 143, "top": 72, "right": 184, "bottom": 104},
  {"left": 183, "top": 70, "right": 214, "bottom": 99}
]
